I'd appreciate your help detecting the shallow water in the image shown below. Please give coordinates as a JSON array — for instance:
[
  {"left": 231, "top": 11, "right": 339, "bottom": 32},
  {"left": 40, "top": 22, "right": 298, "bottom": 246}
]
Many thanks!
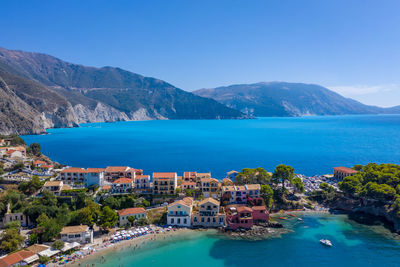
[
  {"left": 76, "top": 214, "right": 400, "bottom": 267},
  {"left": 23, "top": 115, "right": 400, "bottom": 177}
]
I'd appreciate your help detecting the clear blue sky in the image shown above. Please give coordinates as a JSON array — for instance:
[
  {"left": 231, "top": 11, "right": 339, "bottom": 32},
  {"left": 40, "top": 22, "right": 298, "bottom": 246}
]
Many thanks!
[{"left": 1, "top": 0, "right": 400, "bottom": 107}]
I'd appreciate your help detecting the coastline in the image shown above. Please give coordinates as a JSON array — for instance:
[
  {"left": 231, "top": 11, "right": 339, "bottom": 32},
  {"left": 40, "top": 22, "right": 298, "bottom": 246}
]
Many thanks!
[{"left": 64, "top": 227, "right": 197, "bottom": 267}]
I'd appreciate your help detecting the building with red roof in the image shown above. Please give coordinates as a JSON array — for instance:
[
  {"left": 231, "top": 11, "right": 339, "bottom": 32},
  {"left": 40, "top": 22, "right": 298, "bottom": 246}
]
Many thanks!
[
  {"left": 333, "top": 167, "right": 358, "bottom": 179},
  {"left": 112, "top": 178, "right": 133, "bottom": 194},
  {"left": 117, "top": 207, "right": 147, "bottom": 226},
  {"left": 153, "top": 172, "right": 178, "bottom": 195}
]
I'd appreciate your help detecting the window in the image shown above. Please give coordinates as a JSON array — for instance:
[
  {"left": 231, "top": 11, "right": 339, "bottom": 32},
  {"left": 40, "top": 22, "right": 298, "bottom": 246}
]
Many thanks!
[
  {"left": 207, "top": 217, "right": 210, "bottom": 222},
  {"left": 171, "top": 218, "right": 174, "bottom": 224},
  {"left": 177, "top": 218, "right": 181, "bottom": 224},
  {"left": 213, "top": 218, "right": 216, "bottom": 223},
  {"left": 184, "top": 218, "right": 187, "bottom": 224},
  {"left": 194, "top": 217, "right": 197, "bottom": 222},
  {"left": 201, "top": 217, "right": 204, "bottom": 222}
]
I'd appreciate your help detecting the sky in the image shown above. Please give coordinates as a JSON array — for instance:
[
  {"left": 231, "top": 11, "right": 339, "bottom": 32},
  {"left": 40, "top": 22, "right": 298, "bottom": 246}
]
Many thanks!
[{"left": 1, "top": 0, "right": 400, "bottom": 107}]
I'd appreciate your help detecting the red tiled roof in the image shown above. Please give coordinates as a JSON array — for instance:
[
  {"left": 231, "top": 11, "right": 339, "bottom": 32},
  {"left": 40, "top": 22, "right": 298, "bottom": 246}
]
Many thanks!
[
  {"left": 33, "top": 160, "right": 46, "bottom": 165},
  {"left": 113, "top": 178, "right": 133, "bottom": 184},
  {"left": 153, "top": 172, "right": 177, "bottom": 179},
  {"left": 237, "top": 206, "right": 253, "bottom": 213},
  {"left": 118, "top": 207, "right": 146, "bottom": 216},
  {"left": 334, "top": 167, "right": 357, "bottom": 174},
  {"left": 41, "top": 164, "right": 53, "bottom": 168},
  {"left": 252, "top": 206, "right": 267, "bottom": 211},
  {"left": 183, "top": 172, "right": 197, "bottom": 178},
  {"left": 181, "top": 181, "right": 196, "bottom": 185},
  {"left": 61, "top": 167, "right": 87, "bottom": 173},
  {"left": 86, "top": 168, "right": 105, "bottom": 173},
  {"left": 105, "top": 166, "right": 130, "bottom": 172},
  {"left": 0, "top": 250, "right": 35, "bottom": 266},
  {"left": 102, "top": 185, "right": 112, "bottom": 190},
  {"left": 135, "top": 175, "right": 150, "bottom": 178}
]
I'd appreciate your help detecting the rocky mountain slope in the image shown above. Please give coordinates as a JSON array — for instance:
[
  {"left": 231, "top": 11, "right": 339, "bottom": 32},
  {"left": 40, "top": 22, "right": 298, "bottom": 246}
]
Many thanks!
[
  {"left": 194, "top": 82, "right": 398, "bottom": 117},
  {"left": 0, "top": 47, "right": 244, "bottom": 134}
]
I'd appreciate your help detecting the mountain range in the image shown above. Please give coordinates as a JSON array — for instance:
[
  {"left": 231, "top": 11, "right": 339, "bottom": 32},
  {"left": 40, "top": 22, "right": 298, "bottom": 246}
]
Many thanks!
[
  {"left": 0, "top": 47, "right": 244, "bottom": 135},
  {"left": 194, "top": 82, "right": 400, "bottom": 117},
  {"left": 0, "top": 47, "right": 399, "bottom": 135}
]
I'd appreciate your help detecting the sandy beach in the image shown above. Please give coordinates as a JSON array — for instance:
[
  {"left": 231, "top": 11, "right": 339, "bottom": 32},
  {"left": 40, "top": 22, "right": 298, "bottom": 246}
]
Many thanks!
[{"left": 58, "top": 227, "right": 194, "bottom": 267}]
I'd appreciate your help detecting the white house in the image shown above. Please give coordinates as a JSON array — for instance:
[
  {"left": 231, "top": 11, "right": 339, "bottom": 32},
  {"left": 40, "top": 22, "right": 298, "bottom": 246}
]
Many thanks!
[
  {"left": 117, "top": 207, "right": 147, "bottom": 226},
  {"left": 167, "top": 197, "right": 193, "bottom": 227},
  {"left": 112, "top": 178, "right": 133, "bottom": 194},
  {"left": 60, "top": 167, "right": 105, "bottom": 186},
  {"left": 60, "top": 225, "right": 93, "bottom": 244}
]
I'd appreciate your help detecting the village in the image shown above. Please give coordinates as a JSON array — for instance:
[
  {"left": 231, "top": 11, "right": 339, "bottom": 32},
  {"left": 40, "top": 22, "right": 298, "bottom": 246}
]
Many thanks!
[{"left": 0, "top": 137, "right": 359, "bottom": 266}]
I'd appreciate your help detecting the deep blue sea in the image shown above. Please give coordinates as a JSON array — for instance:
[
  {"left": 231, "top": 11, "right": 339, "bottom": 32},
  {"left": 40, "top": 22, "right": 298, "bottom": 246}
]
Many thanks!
[
  {"left": 23, "top": 115, "right": 400, "bottom": 178},
  {"left": 74, "top": 214, "right": 400, "bottom": 267}
]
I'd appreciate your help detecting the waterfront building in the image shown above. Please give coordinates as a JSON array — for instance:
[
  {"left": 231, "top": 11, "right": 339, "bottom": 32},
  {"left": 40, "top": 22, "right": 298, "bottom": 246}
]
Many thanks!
[
  {"left": 0, "top": 250, "right": 38, "bottom": 266},
  {"left": 222, "top": 178, "right": 234, "bottom": 186},
  {"left": 195, "top": 172, "right": 211, "bottom": 187},
  {"left": 60, "top": 225, "right": 93, "bottom": 244},
  {"left": 112, "top": 178, "right": 133, "bottom": 194},
  {"left": 183, "top": 171, "right": 197, "bottom": 182},
  {"left": 167, "top": 197, "right": 193, "bottom": 227},
  {"left": 192, "top": 198, "right": 225, "bottom": 227},
  {"left": 221, "top": 184, "right": 261, "bottom": 204},
  {"left": 117, "top": 207, "right": 147, "bottom": 226},
  {"left": 181, "top": 181, "right": 196, "bottom": 191},
  {"left": 252, "top": 206, "right": 270, "bottom": 222},
  {"left": 33, "top": 160, "right": 46, "bottom": 167},
  {"left": 60, "top": 167, "right": 104, "bottom": 186},
  {"left": 226, "top": 206, "right": 253, "bottom": 229},
  {"left": 153, "top": 172, "right": 177, "bottom": 195},
  {"left": 333, "top": 167, "right": 357, "bottom": 179},
  {"left": 104, "top": 166, "right": 143, "bottom": 182},
  {"left": 134, "top": 175, "right": 151, "bottom": 193},
  {"left": 0, "top": 146, "right": 26, "bottom": 158},
  {"left": 200, "top": 178, "right": 220, "bottom": 198}
]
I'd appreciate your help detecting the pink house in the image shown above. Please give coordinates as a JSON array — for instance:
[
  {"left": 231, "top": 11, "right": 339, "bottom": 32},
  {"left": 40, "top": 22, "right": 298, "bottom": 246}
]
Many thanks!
[
  {"left": 226, "top": 206, "right": 253, "bottom": 229},
  {"left": 226, "top": 205, "right": 269, "bottom": 229},
  {"left": 252, "top": 206, "right": 270, "bottom": 222}
]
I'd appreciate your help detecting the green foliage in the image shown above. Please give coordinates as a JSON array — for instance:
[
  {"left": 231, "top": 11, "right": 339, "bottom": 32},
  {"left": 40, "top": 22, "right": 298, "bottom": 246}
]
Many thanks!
[
  {"left": 18, "top": 175, "right": 44, "bottom": 195},
  {"left": 7, "top": 134, "right": 26, "bottom": 146},
  {"left": 291, "top": 177, "right": 305, "bottom": 193},
  {"left": 272, "top": 164, "right": 295, "bottom": 192},
  {"left": 235, "top": 167, "right": 271, "bottom": 185},
  {"left": 72, "top": 200, "right": 100, "bottom": 227},
  {"left": 100, "top": 195, "right": 149, "bottom": 210},
  {"left": 338, "top": 163, "right": 400, "bottom": 202},
  {"left": 128, "top": 216, "right": 136, "bottom": 225},
  {"left": 0, "top": 225, "right": 24, "bottom": 253},
  {"left": 185, "top": 189, "right": 195, "bottom": 197},
  {"left": 175, "top": 188, "right": 181, "bottom": 194},
  {"left": 27, "top": 143, "right": 41, "bottom": 156},
  {"left": 52, "top": 240, "right": 65, "bottom": 250},
  {"left": 360, "top": 182, "right": 396, "bottom": 200},
  {"left": 28, "top": 233, "right": 39, "bottom": 245},
  {"left": 39, "top": 256, "right": 50, "bottom": 264},
  {"left": 320, "top": 182, "right": 334, "bottom": 193},
  {"left": 12, "top": 162, "right": 25, "bottom": 171},
  {"left": 260, "top": 184, "right": 274, "bottom": 207},
  {"left": 99, "top": 206, "right": 118, "bottom": 230},
  {"left": 36, "top": 213, "right": 63, "bottom": 242},
  {"left": 4, "top": 221, "right": 21, "bottom": 231}
]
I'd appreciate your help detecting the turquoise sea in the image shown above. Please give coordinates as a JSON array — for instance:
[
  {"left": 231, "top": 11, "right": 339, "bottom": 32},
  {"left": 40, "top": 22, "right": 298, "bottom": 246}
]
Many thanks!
[
  {"left": 75, "top": 214, "right": 400, "bottom": 267},
  {"left": 23, "top": 115, "right": 400, "bottom": 177}
]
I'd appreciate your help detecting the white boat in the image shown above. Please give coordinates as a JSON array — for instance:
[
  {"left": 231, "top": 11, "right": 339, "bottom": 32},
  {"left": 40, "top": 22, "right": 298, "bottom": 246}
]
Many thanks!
[
  {"left": 320, "top": 239, "right": 332, "bottom": 247},
  {"left": 298, "top": 218, "right": 303, "bottom": 221}
]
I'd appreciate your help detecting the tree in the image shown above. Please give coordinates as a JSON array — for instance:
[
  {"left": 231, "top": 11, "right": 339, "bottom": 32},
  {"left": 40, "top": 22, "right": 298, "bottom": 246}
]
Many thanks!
[
  {"left": 338, "top": 176, "right": 362, "bottom": 194},
  {"left": 291, "top": 177, "right": 305, "bottom": 193},
  {"left": 12, "top": 162, "right": 25, "bottom": 171},
  {"left": 52, "top": 240, "right": 65, "bottom": 250},
  {"left": 185, "top": 189, "right": 194, "bottom": 197},
  {"left": 175, "top": 188, "right": 181, "bottom": 194},
  {"left": 28, "top": 143, "right": 41, "bottom": 156},
  {"left": 75, "top": 200, "right": 101, "bottom": 227},
  {"left": 260, "top": 184, "right": 274, "bottom": 207},
  {"left": 272, "top": 164, "right": 295, "bottom": 193},
  {"left": 128, "top": 215, "right": 136, "bottom": 226},
  {"left": 235, "top": 167, "right": 271, "bottom": 185},
  {"left": 39, "top": 256, "right": 50, "bottom": 264},
  {"left": 18, "top": 175, "right": 44, "bottom": 195},
  {"left": 0, "top": 226, "right": 24, "bottom": 253},
  {"left": 99, "top": 206, "right": 118, "bottom": 230},
  {"left": 36, "top": 213, "right": 63, "bottom": 242}
]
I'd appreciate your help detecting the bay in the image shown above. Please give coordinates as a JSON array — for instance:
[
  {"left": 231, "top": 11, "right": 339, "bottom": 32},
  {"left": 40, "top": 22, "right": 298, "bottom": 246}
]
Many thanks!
[
  {"left": 23, "top": 115, "right": 400, "bottom": 177},
  {"left": 75, "top": 214, "right": 400, "bottom": 267}
]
